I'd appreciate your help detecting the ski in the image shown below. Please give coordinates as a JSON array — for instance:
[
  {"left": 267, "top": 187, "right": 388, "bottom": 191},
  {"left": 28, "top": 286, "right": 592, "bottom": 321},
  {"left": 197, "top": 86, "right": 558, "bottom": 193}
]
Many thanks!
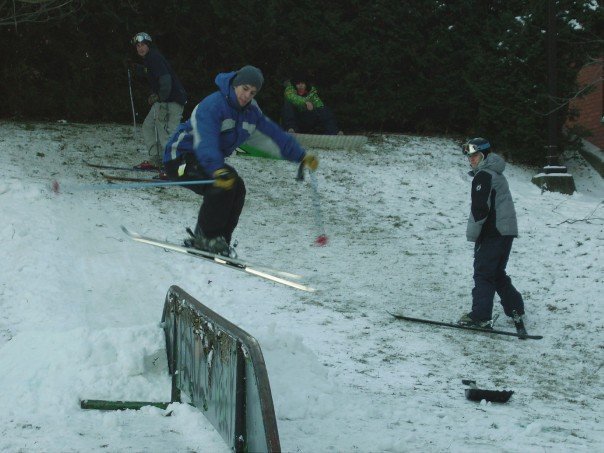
[
  {"left": 121, "top": 226, "right": 315, "bottom": 292},
  {"left": 388, "top": 312, "right": 543, "bottom": 340},
  {"left": 84, "top": 160, "right": 160, "bottom": 172},
  {"left": 101, "top": 172, "right": 162, "bottom": 183}
]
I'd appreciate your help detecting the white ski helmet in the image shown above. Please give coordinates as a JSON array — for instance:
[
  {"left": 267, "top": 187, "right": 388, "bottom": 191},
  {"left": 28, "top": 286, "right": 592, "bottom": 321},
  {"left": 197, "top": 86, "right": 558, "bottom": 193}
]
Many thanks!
[{"left": 131, "top": 32, "right": 152, "bottom": 46}]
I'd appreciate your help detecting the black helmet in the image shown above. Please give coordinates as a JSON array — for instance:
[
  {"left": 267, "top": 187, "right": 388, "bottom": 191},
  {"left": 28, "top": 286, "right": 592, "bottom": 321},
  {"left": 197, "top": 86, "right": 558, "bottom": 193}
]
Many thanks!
[
  {"left": 462, "top": 137, "right": 491, "bottom": 156},
  {"left": 131, "top": 32, "right": 152, "bottom": 46}
]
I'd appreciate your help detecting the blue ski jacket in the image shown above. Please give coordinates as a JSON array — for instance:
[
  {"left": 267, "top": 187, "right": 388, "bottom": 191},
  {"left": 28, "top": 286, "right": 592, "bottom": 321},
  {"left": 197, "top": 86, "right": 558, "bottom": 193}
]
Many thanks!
[{"left": 164, "top": 71, "right": 307, "bottom": 173}]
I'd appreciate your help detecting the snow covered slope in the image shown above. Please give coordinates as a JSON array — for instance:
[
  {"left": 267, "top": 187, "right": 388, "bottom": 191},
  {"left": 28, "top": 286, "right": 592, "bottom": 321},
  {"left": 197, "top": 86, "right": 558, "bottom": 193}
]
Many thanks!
[{"left": 0, "top": 121, "right": 602, "bottom": 452}]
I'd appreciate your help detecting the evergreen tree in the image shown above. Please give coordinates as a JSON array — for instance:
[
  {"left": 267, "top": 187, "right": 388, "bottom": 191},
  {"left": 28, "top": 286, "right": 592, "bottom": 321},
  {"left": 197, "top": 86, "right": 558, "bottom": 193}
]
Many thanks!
[{"left": 0, "top": 0, "right": 600, "bottom": 163}]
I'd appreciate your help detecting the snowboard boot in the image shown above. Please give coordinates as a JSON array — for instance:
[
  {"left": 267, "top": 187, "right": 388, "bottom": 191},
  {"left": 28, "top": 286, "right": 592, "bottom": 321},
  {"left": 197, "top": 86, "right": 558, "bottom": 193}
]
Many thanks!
[
  {"left": 184, "top": 228, "right": 233, "bottom": 258},
  {"left": 457, "top": 313, "right": 494, "bottom": 329}
]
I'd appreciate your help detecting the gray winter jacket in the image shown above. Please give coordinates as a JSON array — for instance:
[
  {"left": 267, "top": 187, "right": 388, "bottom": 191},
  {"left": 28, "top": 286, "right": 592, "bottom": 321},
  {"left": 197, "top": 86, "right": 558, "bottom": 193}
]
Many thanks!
[{"left": 466, "top": 153, "right": 518, "bottom": 242}]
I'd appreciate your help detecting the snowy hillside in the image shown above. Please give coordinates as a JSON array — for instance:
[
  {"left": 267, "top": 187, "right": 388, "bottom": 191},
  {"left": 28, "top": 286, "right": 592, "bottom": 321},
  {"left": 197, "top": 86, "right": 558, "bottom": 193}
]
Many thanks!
[{"left": 0, "top": 121, "right": 602, "bottom": 452}]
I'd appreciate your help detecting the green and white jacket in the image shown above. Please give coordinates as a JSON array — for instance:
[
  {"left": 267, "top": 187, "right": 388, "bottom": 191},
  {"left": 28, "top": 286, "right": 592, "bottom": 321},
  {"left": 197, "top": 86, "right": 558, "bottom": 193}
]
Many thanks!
[{"left": 284, "top": 83, "right": 325, "bottom": 111}]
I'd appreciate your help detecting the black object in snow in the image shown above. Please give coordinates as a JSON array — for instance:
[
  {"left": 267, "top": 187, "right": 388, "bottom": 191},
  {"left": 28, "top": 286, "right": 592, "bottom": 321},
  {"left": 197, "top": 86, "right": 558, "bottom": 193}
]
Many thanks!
[{"left": 462, "top": 379, "right": 514, "bottom": 403}]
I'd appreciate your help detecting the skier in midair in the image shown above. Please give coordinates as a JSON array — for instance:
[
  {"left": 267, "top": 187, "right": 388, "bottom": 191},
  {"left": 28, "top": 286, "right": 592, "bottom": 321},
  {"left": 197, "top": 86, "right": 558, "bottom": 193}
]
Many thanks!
[{"left": 163, "top": 65, "right": 318, "bottom": 257}]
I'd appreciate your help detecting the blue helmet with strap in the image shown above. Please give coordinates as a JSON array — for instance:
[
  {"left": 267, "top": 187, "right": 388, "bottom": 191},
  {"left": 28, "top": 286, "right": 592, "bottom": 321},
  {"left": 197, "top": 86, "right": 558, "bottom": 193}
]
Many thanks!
[{"left": 462, "top": 137, "right": 491, "bottom": 156}]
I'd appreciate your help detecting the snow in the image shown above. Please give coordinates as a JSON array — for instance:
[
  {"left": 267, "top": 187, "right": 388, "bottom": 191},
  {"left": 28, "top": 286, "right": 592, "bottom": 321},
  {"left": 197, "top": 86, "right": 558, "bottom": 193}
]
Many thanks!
[
  {"left": 534, "top": 172, "right": 575, "bottom": 177},
  {"left": 1, "top": 121, "right": 602, "bottom": 452}
]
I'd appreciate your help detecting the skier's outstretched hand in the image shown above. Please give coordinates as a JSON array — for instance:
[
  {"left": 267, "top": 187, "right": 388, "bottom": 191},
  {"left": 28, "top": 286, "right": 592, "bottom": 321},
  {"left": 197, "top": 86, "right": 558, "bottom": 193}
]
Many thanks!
[{"left": 213, "top": 168, "right": 236, "bottom": 190}]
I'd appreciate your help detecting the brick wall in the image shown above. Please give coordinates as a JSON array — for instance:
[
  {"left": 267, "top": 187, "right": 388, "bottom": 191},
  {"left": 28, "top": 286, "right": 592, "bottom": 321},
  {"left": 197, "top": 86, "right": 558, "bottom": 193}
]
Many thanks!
[{"left": 567, "top": 58, "right": 603, "bottom": 150}]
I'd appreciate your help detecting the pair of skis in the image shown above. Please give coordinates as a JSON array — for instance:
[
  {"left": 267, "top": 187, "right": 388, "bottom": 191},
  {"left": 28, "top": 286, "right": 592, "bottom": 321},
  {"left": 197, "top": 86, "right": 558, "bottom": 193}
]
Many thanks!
[{"left": 121, "top": 226, "right": 315, "bottom": 292}]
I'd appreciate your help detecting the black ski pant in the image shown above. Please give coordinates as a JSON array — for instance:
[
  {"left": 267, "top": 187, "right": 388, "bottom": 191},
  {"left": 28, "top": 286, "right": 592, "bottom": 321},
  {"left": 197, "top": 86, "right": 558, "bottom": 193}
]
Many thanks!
[
  {"left": 164, "top": 154, "right": 246, "bottom": 244},
  {"left": 471, "top": 236, "right": 524, "bottom": 321},
  {"left": 281, "top": 102, "right": 339, "bottom": 135}
]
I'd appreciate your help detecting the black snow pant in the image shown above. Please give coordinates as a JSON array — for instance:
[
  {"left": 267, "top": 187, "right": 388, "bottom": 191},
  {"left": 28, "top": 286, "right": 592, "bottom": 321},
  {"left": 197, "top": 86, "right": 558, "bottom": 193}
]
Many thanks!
[
  {"left": 164, "top": 154, "right": 246, "bottom": 244},
  {"left": 471, "top": 236, "right": 524, "bottom": 321},
  {"left": 281, "top": 102, "right": 339, "bottom": 135}
]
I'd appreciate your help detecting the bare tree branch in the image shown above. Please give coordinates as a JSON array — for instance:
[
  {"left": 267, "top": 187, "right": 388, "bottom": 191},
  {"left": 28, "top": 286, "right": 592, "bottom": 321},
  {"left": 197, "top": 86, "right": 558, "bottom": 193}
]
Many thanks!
[
  {"left": 0, "top": 0, "right": 81, "bottom": 28},
  {"left": 532, "top": 57, "right": 604, "bottom": 117},
  {"left": 556, "top": 201, "right": 604, "bottom": 226}
]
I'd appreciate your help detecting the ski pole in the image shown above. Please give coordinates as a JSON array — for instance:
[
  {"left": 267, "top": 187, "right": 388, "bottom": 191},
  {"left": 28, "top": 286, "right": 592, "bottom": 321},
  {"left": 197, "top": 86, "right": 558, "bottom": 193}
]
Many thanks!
[
  {"left": 296, "top": 163, "right": 328, "bottom": 246},
  {"left": 51, "top": 178, "right": 214, "bottom": 193},
  {"left": 153, "top": 103, "right": 161, "bottom": 163},
  {"left": 127, "top": 68, "right": 137, "bottom": 141},
  {"left": 308, "top": 171, "right": 328, "bottom": 246}
]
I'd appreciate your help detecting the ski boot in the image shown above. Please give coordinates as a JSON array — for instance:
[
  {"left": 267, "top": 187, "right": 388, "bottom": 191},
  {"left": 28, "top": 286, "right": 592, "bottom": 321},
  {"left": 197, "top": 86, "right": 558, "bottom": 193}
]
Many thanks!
[
  {"left": 184, "top": 228, "right": 235, "bottom": 258},
  {"left": 457, "top": 313, "right": 494, "bottom": 329},
  {"left": 511, "top": 310, "right": 528, "bottom": 339}
]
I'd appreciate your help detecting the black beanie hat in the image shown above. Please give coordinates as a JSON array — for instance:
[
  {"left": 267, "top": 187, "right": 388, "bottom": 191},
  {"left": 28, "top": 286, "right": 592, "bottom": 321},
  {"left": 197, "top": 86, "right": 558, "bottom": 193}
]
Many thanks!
[
  {"left": 232, "top": 65, "right": 264, "bottom": 91},
  {"left": 292, "top": 73, "right": 309, "bottom": 85}
]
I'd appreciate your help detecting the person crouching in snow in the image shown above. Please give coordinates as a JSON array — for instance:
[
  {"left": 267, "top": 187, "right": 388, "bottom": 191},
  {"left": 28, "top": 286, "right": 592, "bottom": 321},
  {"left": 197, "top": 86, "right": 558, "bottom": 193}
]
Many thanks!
[
  {"left": 282, "top": 74, "right": 342, "bottom": 135},
  {"left": 163, "top": 65, "right": 319, "bottom": 257},
  {"left": 458, "top": 137, "right": 526, "bottom": 329}
]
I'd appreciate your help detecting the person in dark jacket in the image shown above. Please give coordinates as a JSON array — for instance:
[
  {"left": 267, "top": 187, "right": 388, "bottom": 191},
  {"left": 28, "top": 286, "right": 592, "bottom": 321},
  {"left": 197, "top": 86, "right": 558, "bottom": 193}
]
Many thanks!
[
  {"left": 163, "top": 65, "right": 319, "bottom": 257},
  {"left": 282, "top": 74, "right": 342, "bottom": 135},
  {"left": 131, "top": 32, "right": 187, "bottom": 168},
  {"left": 458, "top": 138, "right": 526, "bottom": 329}
]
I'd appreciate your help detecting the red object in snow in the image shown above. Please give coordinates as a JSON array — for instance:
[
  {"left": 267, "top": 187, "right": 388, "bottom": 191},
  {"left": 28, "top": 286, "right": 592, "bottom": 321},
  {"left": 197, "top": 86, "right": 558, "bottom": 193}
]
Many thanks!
[
  {"left": 51, "top": 180, "right": 60, "bottom": 194},
  {"left": 314, "top": 234, "right": 328, "bottom": 246},
  {"left": 134, "top": 161, "right": 159, "bottom": 171}
]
